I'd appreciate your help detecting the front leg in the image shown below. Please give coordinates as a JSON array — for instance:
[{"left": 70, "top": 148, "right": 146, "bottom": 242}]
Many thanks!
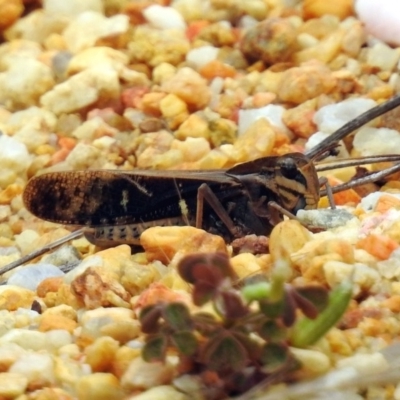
[{"left": 196, "top": 183, "right": 241, "bottom": 237}]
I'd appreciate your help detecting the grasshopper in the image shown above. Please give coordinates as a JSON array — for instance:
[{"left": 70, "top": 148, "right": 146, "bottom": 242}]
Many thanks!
[{"left": 3, "top": 95, "right": 400, "bottom": 274}]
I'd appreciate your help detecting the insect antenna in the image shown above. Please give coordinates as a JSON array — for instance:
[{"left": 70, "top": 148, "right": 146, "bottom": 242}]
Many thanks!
[
  {"left": 305, "top": 93, "right": 400, "bottom": 159},
  {"left": 0, "top": 228, "right": 85, "bottom": 277}
]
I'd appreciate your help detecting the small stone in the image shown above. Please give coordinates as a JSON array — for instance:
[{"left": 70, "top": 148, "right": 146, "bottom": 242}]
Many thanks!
[
  {"left": 65, "top": 142, "right": 100, "bottom": 169},
  {"left": 41, "top": 245, "right": 81, "bottom": 268},
  {"left": 140, "top": 226, "right": 227, "bottom": 264},
  {"left": 278, "top": 63, "right": 336, "bottom": 104},
  {"left": 75, "top": 373, "right": 123, "bottom": 400},
  {"left": 0, "top": 343, "right": 26, "bottom": 371},
  {"left": 79, "top": 307, "right": 139, "bottom": 343},
  {"left": 336, "top": 353, "right": 389, "bottom": 376},
  {"left": 296, "top": 208, "right": 356, "bottom": 230},
  {"left": 7, "top": 264, "right": 64, "bottom": 291},
  {"left": 186, "top": 45, "right": 219, "bottom": 69},
  {"left": 231, "top": 118, "right": 276, "bottom": 162},
  {"left": 44, "top": 0, "right": 103, "bottom": 16},
  {"left": 0, "top": 58, "right": 55, "bottom": 110},
  {"left": 290, "top": 347, "right": 331, "bottom": 376},
  {"left": 84, "top": 336, "right": 120, "bottom": 372},
  {"left": 230, "top": 253, "right": 269, "bottom": 279},
  {"left": 143, "top": 5, "right": 186, "bottom": 30},
  {"left": 0, "top": 372, "right": 28, "bottom": 398},
  {"left": 121, "top": 357, "right": 175, "bottom": 390},
  {"left": 161, "top": 67, "right": 211, "bottom": 110},
  {"left": 353, "top": 126, "right": 400, "bottom": 156},
  {"left": 38, "top": 314, "right": 78, "bottom": 333},
  {"left": 175, "top": 113, "right": 210, "bottom": 140},
  {"left": 170, "top": 137, "right": 211, "bottom": 162},
  {"left": 240, "top": 18, "right": 297, "bottom": 65},
  {"left": 159, "top": 94, "right": 189, "bottom": 130},
  {"left": 40, "top": 66, "right": 120, "bottom": 115},
  {"left": 9, "top": 353, "right": 55, "bottom": 389},
  {"left": 63, "top": 12, "right": 129, "bottom": 53},
  {"left": 126, "top": 385, "right": 191, "bottom": 400},
  {"left": 0, "top": 286, "right": 35, "bottom": 311}
]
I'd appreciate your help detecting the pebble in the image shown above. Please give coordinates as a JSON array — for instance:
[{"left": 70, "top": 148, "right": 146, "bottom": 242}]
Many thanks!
[
  {"left": 231, "top": 118, "right": 276, "bottom": 162},
  {"left": 44, "top": 0, "right": 104, "bottom": 17},
  {"left": 63, "top": 12, "right": 129, "bottom": 53},
  {"left": 186, "top": 45, "right": 219, "bottom": 69},
  {"left": 140, "top": 226, "right": 227, "bottom": 264},
  {"left": 238, "top": 104, "right": 289, "bottom": 137},
  {"left": 0, "top": 285, "right": 35, "bottom": 311},
  {"left": 353, "top": 126, "right": 400, "bottom": 156},
  {"left": 355, "top": 0, "right": 400, "bottom": 46},
  {"left": 127, "top": 385, "right": 191, "bottom": 400},
  {"left": 143, "top": 5, "right": 186, "bottom": 30},
  {"left": 161, "top": 67, "right": 211, "bottom": 110},
  {"left": 0, "top": 135, "right": 31, "bottom": 178},
  {"left": 7, "top": 263, "right": 64, "bottom": 291},
  {"left": 75, "top": 373, "right": 123, "bottom": 400},
  {"left": 0, "top": 58, "right": 55, "bottom": 110},
  {"left": 40, "top": 66, "right": 120, "bottom": 115},
  {"left": 0, "top": 372, "right": 28, "bottom": 398},
  {"left": 121, "top": 357, "right": 175, "bottom": 390},
  {"left": 296, "top": 208, "right": 356, "bottom": 230}
]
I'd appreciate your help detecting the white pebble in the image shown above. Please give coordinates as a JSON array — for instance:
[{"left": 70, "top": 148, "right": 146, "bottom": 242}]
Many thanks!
[
  {"left": 44, "top": 0, "right": 104, "bottom": 17},
  {"left": 0, "top": 135, "right": 31, "bottom": 175},
  {"left": 366, "top": 42, "right": 400, "bottom": 71},
  {"left": 9, "top": 353, "right": 55, "bottom": 387},
  {"left": 186, "top": 46, "right": 219, "bottom": 69},
  {"left": 7, "top": 264, "right": 64, "bottom": 291},
  {"left": 238, "top": 104, "right": 290, "bottom": 136},
  {"left": 336, "top": 353, "right": 389, "bottom": 376},
  {"left": 63, "top": 12, "right": 129, "bottom": 53},
  {"left": 0, "top": 330, "right": 48, "bottom": 351},
  {"left": 143, "top": 5, "right": 186, "bottom": 30},
  {"left": 353, "top": 126, "right": 400, "bottom": 156},
  {"left": 355, "top": 0, "right": 400, "bottom": 46},
  {"left": 313, "top": 98, "right": 377, "bottom": 134}
]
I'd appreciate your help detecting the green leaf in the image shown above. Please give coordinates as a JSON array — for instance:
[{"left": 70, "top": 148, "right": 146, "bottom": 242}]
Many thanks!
[
  {"left": 259, "top": 320, "right": 287, "bottom": 342},
  {"left": 193, "top": 312, "right": 221, "bottom": 336},
  {"left": 163, "top": 302, "right": 193, "bottom": 331},
  {"left": 290, "top": 280, "right": 353, "bottom": 348},
  {"left": 139, "top": 304, "right": 163, "bottom": 334},
  {"left": 202, "top": 332, "right": 248, "bottom": 373},
  {"left": 171, "top": 331, "right": 198, "bottom": 356},
  {"left": 260, "top": 342, "right": 290, "bottom": 374},
  {"left": 259, "top": 299, "right": 285, "bottom": 319},
  {"left": 142, "top": 335, "right": 168, "bottom": 362},
  {"left": 241, "top": 281, "right": 271, "bottom": 302}
]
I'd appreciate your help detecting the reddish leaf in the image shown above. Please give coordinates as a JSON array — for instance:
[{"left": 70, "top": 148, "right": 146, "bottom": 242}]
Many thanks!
[
  {"left": 282, "top": 290, "right": 297, "bottom": 327},
  {"left": 192, "top": 281, "right": 217, "bottom": 306},
  {"left": 178, "top": 253, "right": 236, "bottom": 284},
  {"left": 202, "top": 332, "right": 248, "bottom": 373},
  {"left": 215, "top": 291, "right": 249, "bottom": 319},
  {"left": 294, "top": 286, "right": 329, "bottom": 316},
  {"left": 139, "top": 304, "right": 163, "bottom": 334}
]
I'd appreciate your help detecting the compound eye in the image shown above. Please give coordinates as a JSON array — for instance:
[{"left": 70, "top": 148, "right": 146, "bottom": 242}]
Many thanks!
[{"left": 279, "top": 158, "right": 298, "bottom": 179}]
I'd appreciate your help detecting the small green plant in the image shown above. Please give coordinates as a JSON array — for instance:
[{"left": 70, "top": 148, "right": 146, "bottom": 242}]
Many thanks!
[{"left": 139, "top": 252, "right": 352, "bottom": 397}]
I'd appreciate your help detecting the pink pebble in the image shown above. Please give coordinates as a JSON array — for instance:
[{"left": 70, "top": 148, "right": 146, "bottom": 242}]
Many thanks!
[{"left": 355, "top": 0, "right": 400, "bottom": 46}]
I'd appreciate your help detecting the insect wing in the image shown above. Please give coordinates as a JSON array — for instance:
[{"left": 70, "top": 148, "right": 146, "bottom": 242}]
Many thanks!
[{"left": 23, "top": 169, "right": 237, "bottom": 227}]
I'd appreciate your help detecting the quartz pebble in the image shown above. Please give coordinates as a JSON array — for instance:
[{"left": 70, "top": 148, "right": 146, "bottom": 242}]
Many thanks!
[{"left": 143, "top": 5, "right": 186, "bottom": 30}]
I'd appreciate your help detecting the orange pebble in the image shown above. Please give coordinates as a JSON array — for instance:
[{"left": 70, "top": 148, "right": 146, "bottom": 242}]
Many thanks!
[
  {"left": 328, "top": 176, "right": 361, "bottom": 206},
  {"left": 374, "top": 194, "right": 400, "bottom": 213},
  {"left": 51, "top": 148, "right": 70, "bottom": 165},
  {"left": 58, "top": 137, "right": 77, "bottom": 150},
  {"left": 356, "top": 234, "right": 399, "bottom": 260},
  {"left": 186, "top": 20, "right": 210, "bottom": 41},
  {"left": 199, "top": 60, "right": 236, "bottom": 80}
]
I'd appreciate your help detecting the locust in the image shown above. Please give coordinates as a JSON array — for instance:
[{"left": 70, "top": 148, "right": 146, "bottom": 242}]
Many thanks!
[{"left": 3, "top": 95, "right": 400, "bottom": 275}]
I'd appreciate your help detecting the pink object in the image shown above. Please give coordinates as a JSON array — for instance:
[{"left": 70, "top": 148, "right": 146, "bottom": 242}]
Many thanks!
[{"left": 355, "top": 0, "right": 400, "bottom": 46}]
